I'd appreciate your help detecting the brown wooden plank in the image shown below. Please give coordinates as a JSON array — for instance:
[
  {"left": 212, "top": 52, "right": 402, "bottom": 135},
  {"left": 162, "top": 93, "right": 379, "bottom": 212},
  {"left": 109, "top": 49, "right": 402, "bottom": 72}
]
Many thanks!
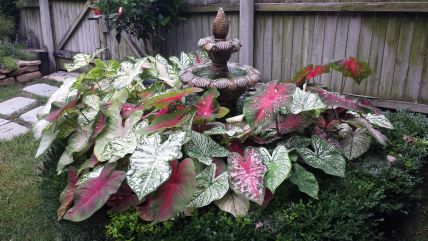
[
  {"left": 332, "top": 14, "right": 350, "bottom": 93},
  {"left": 281, "top": 15, "right": 294, "bottom": 81},
  {"left": 311, "top": 14, "right": 326, "bottom": 84},
  {"left": 418, "top": 32, "right": 428, "bottom": 104},
  {"left": 343, "top": 13, "right": 361, "bottom": 94},
  {"left": 291, "top": 14, "right": 304, "bottom": 80},
  {"left": 271, "top": 14, "right": 284, "bottom": 81},
  {"left": 320, "top": 14, "right": 337, "bottom": 87},
  {"left": 57, "top": 1, "right": 91, "bottom": 50},
  {"left": 263, "top": 15, "right": 273, "bottom": 81},
  {"left": 301, "top": 15, "right": 315, "bottom": 67}
]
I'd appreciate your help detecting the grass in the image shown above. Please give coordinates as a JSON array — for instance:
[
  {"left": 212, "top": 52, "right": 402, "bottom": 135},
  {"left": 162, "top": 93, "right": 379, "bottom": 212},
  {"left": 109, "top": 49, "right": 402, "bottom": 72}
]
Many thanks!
[
  {"left": 0, "top": 133, "right": 55, "bottom": 240},
  {"left": 0, "top": 83, "right": 21, "bottom": 102}
]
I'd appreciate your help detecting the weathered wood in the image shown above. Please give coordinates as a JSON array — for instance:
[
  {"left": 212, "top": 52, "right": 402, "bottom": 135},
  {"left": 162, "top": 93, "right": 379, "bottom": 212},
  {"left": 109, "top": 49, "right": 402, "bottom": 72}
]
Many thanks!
[
  {"left": 353, "top": 15, "right": 373, "bottom": 95},
  {"left": 254, "top": 2, "right": 428, "bottom": 13},
  {"left": 405, "top": 15, "right": 428, "bottom": 102},
  {"left": 291, "top": 15, "right": 303, "bottom": 80},
  {"left": 378, "top": 15, "right": 400, "bottom": 98},
  {"left": 332, "top": 15, "right": 349, "bottom": 93},
  {"left": 320, "top": 14, "right": 337, "bottom": 87},
  {"left": 57, "top": 1, "right": 91, "bottom": 50},
  {"left": 281, "top": 15, "right": 293, "bottom": 80},
  {"left": 263, "top": 16, "right": 273, "bottom": 81},
  {"left": 239, "top": 0, "right": 254, "bottom": 66},
  {"left": 182, "top": 2, "right": 428, "bottom": 13},
  {"left": 39, "top": 0, "right": 56, "bottom": 72},
  {"left": 391, "top": 16, "right": 415, "bottom": 100},
  {"left": 311, "top": 14, "right": 325, "bottom": 84},
  {"left": 271, "top": 14, "right": 283, "bottom": 81},
  {"left": 370, "top": 99, "right": 428, "bottom": 114},
  {"left": 343, "top": 13, "right": 361, "bottom": 94},
  {"left": 418, "top": 32, "right": 428, "bottom": 104}
]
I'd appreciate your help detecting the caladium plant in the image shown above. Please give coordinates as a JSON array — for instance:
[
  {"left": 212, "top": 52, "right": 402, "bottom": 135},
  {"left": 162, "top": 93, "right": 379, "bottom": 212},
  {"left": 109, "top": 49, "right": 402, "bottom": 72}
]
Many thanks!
[{"left": 35, "top": 51, "right": 392, "bottom": 223}]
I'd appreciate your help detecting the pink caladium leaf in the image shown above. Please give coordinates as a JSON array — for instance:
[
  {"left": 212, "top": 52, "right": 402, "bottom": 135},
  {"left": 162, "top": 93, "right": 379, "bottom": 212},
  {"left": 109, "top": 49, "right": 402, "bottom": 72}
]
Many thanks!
[
  {"left": 63, "top": 163, "right": 126, "bottom": 222},
  {"left": 194, "top": 88, "right": 229, "bottom": 121},
  {"left": 333, "top": 57, "right": 372, "bottom": 84},
  {"left": 136, "top": 196, "right": 154, "bottom": 221},
  {"left": 227, "top": 141, "right": 245, "bottom": 156},
  {"left": 93, "top": 112, "right": 106, "bottom": 137},
  {"left": 359, "top": 98, "right": 381, "bottom": 114},
  {"left": 310, "top": 88, "right": 361, "bottom": 111},
  {"left": 213, "top": 159, "right": 227, "bottom": 177},
  {"left": 57, "top": 168, "right": 78, "bottom": 220},
  {"left": 228, "top": 147, "right": 267, "bottom": 205},
  {"left": 243, "top": 82, "right": 295, "bottom": 127},
  {"left": 145, "top": 87, "right": 202, "bottom": 110},
  {"left": 141, "top": 108, "right": 192, "bottom": 134},
  {"left": 120, "top": 103, "right": 136, "bottom": 118},
  {"left": 150, "top": 159, "right": 196, "bottom": 222},
  {"left": 45, "top": 97, "right": 79, "bottom": 122}
]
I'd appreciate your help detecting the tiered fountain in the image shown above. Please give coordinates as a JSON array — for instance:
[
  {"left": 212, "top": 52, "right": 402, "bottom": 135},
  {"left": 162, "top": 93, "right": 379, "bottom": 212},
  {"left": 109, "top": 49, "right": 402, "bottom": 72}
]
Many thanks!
[{"left": 180, "top": 8, "right": 261, "bottom": 111}]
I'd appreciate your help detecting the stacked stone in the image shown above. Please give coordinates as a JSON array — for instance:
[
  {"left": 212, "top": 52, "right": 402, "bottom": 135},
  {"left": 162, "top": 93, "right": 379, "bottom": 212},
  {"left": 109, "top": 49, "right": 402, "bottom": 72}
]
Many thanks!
[{"left": 0, "top": 60, "right": 42, "bottom": 86}]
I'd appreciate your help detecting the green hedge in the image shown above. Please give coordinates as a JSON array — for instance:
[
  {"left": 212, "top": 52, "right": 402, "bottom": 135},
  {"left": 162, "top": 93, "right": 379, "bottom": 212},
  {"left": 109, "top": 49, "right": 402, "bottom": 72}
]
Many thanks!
[{"left": 104, "top": 111, "right": 428, "bottom": 241}]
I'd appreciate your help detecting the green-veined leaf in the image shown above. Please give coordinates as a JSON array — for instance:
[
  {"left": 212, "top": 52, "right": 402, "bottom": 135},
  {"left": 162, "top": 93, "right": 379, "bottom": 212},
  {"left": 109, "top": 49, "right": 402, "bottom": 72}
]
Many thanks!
[
  {"left": 289, "top": 163, "right": 319, "bottom": 199},
  {"left": 259, "top": 146, "right": 292, "bottom": 193},
  {"left": 185, "top": 131, "right": 230, "bottom": 165}
]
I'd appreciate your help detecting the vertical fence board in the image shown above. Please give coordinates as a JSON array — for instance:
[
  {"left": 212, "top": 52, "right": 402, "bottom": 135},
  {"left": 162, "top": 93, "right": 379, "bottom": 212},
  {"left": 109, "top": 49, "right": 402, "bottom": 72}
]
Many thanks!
[
  {"left": 311, "top": 14, "right": 326, "bottom": 84},
  {"left": 271, "top": 14, "right": 284, "bottom": 81},
  {"left": 391, "top": 16, "right": 415, "bottom": 100},
  {"left": 353, "top": 15, "right": 373, "bottom": 95},
  {"left": 291, "top": 14, "right": 304, "bottom": 79},
  {"left": 332, "top": 14, "right": 349, "bottom": 92},
  {"left": 343, "top": 14, "right": 361, "bottom": 94},
  {"left": 418, "top": 43, "right": 428, "bottom": 104},
  {"left": 321, "top": 14, "right": 338, "bottom": 87},
  {"left": 405, "top": 15, "right": 428, "bottom": 102},
  {"left": 281, "top": 15, "right": 294, "bottom": 80}
]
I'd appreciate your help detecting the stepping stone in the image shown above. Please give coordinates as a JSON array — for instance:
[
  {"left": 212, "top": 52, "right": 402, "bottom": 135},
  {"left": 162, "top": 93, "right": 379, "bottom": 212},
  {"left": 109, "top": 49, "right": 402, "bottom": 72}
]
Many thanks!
[
  {"left": 0, "top": 118, "right": 10, "bottom": 126},
  {"left": 23, "top": 83, "right": 58, "bottom": 97},
  {"left": 0, "top": 122, "right": 29, "bottom": 140},
  {"left": 20, "top": 106, "right": 43, "bottom": 124},
  {"left": 0, "top": 97, "right": 37, "bottom": 116},
  {"left": 43, "top": 71, "right": 79, "bottom": 83},
  {"left": 17, "top": 60, "right": 41, "bottom": 67}
]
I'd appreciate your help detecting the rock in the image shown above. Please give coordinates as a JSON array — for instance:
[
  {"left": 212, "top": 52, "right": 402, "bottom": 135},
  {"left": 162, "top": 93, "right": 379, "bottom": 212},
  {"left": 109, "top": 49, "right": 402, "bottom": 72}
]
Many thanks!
[
  {"left": 19, "top": 106, "right": 43, "bottom": 124},
  {"left": 16, "top": 71, "right": 42, "bottom": 83},
  {"left": 0, "top": 68, "right": 11, "bottom": 74},
  {"left": 10, "top": 66, "right": 39, "bottom": 77},
  {"left": 0, "top": 122, "right": 29, "bottom": 140},
  {"left": 16, "top": 60, "right": 41, "bottom": 67},
  {"left": 23, "top": 83, "right": 58, "bottom": 97},
  {"left": 0, "top": 97, "right": 37, "bottom": 116},
  {"left": 0, "top": 77, "right": 15, "bottom": 87},
  {"left": 43, "top": 71, "right": 79, "bottom": 83},
  {"left": 0, "top": 74, "right": 5, "bottom": 79}
]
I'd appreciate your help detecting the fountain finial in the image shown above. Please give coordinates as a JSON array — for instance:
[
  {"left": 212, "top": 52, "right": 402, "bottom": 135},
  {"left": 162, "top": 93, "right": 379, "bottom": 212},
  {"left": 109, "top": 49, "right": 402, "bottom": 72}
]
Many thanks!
[{"left": 213, "top": 8, "right": 229, "bottom": 39}]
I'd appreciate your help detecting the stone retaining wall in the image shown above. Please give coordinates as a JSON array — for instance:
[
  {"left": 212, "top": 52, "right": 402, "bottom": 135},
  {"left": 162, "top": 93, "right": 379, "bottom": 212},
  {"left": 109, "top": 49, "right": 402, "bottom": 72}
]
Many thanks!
[{"left": 0, "top": 60, "right": 42, "bottom": 86}]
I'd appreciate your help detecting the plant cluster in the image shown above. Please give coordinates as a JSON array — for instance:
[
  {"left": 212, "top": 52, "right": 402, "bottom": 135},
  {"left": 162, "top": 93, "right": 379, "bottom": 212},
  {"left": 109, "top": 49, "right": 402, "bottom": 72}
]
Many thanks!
[
  {"left": 0, "top": 41, "right": 36, "bottom": 71},
  {"left": 34, "top": 50, "right": 392, "bottom": 224},
  {"left": 105, "top": 111, "right": 428, "bottom": 241},
  {"left": 92, "top": 0, "right": 184, "bottom": 54}
]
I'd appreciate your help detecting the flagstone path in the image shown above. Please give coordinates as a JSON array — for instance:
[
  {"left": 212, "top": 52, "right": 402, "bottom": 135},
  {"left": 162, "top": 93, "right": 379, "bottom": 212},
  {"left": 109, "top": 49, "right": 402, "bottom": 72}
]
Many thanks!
[{"left": 0, "top": 71, "right": 78, "bottom": 141}]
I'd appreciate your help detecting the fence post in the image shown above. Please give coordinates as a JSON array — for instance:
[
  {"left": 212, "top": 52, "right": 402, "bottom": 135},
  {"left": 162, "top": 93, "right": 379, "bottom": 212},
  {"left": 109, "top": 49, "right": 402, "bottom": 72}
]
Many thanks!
[
  {"left": 239, "top": 0, "right": 254, "bottom": 66},
  {"left": 39, "top": 0, "right": 56, "bottom": 72}
]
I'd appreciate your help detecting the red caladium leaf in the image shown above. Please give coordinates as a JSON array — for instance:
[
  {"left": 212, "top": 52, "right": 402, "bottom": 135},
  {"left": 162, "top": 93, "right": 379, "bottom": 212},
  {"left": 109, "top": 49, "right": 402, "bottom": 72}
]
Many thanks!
[
  {"left": 310, "top": 88, "right": 361, "bottom": 111},
  {"left": 45, "top": 97, "right": 79, "bottom": 122},
  {"left": 273, "top": 114, "right": 310, "bottom": 134},
  {"left": 150, "top": 159, "right": 196, "bottom": 222},
  {"left": 194, "top": 88, "right": 229, "bottom": 121},
  {"left": 213, "top": 159, "right": 227, "bottom": 177},
  {"left": 243, "top": 82, "right": 295, "bottom": 127},
  {"left": 293, "top": 65, "right": 330, "bottom": 87},
  {"left": 227, "top": 141, "right": 245, "bottom": 156},
  {"left": 333, "top": 57, "right": 371, "bottom": 84},
  {"left": 120, "top": 103, "right": 136, "bottom": 118},
  {"left": 57, "top": 168, "right": 78, "bottom": 220},
  {"left": 106, "top": 183, "right": 139, "bottom": 213},
  {"left": 262, "top": 188, "right": 274, "bottom": 209},
  {"left": 93, "top": 112, "right": 106, "bottom": 137},
  {"left": 145, "top": 87, "right": 202, "bottom": 110},
  {"left": 63, "top": 163, "right": 126, "bottom": 221},
  {"left": 228, "top": 147, "right": 267, "bottom": 205},
  {"left": 141, "top": 108, "right": 192, "bottom": 134},
  {"left": 359, "top": 98, "right": 381, "bottom": 114}
]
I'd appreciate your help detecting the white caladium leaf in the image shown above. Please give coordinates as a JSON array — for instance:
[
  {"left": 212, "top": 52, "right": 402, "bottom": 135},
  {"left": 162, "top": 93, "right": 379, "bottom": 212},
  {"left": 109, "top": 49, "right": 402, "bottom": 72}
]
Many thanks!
[
  {"left": 146, "top": 55, "right": 178, "bottom": 87},
  {"left": 204, "top": 122, "right": 250, "bottom": 138},
  {"left": 38, "top": 77, "right": 78, "bottom": 119},
  {"left": 297, "top": 136, "right": 346, "bottom": 177},
  {"left": 346, "top": 118, "right": 387, "bottom": 145},
  {"left": 169, "top": 52, "right": 193, "bottom": 70},
  {"left": 35, "top": 123, "right": 58, "bottom": 158},
  {"left": 64, "top": 48, "right": 104, "bottom": 72},
  {"left": 94, "top": 102, "right": 144, "bottom": 162},
  {"left": 101, "top": 136, "right": 138, "bottom": 162},
  {"left": 288, "top": 88, "right": 326, "bottom": 114},
  {"left": 362, "top": 113, "right": 394, "bottom": 129},
  {"left": 214, "top": 192, "right": 250, "bottom": 218},
  {"left": 113, "top": 60, "right": 149, "bottom": 89},
  {"left": 127, "top": 132, "right": 186, "bottom": 201},
  {"left": 187, "top": 163, "right": 229, "bottom": 208},
  {"left": 228, "top": 147, "right": 267, "bottom": 205},
  {"left": 57, "top": 125, "right": 94, "bottom": 172},
  {"left": 77, "top": 165, "right": 103, "bottom": 186},
  {"left": 185, "top": 131, "right": 230, "bottom": 165},
  {"left": 284, "top": 135, "right": 311, "bottom": 150},
  {"left": 78, "top": 95, "right": 100, "bottom": 127},
  {"left": 289, "top": 163, "right": 319, "bottom": 199},
  {"left": 338, "top": 124, "right": 371, "bottom": 160},
  {"left": 259, "top": 146, "right": 292, "bottom": 193}
]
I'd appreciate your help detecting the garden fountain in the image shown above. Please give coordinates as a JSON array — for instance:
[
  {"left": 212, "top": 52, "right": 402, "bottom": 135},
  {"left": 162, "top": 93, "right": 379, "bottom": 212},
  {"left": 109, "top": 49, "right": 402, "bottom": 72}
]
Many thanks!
[{"left": 180, "top": 8, "right": 261, "bottom": 110}]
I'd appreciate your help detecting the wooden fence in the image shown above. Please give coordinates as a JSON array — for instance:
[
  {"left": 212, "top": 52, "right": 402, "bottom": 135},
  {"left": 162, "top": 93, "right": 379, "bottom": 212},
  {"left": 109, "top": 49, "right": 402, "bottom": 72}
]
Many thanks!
[{"left": 18, "top": 0, "right": 428, "bottom": 113}]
